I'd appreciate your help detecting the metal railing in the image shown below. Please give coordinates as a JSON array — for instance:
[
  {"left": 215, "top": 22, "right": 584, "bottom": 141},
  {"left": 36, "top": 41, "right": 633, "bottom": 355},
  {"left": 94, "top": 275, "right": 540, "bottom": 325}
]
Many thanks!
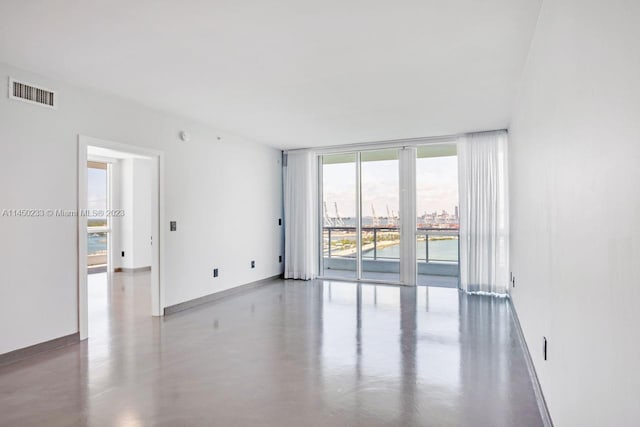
[
  {"left": 87, "top": 229, "right": 108, "bottom": 267},
  {"left": 323, "top": 226, "right": 459, "bottom": 263}
]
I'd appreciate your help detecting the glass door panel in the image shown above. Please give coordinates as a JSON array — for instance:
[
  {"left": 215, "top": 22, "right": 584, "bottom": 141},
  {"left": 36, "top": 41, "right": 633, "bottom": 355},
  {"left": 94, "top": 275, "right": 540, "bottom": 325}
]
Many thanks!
[
  {"left": 321, "top": 153, "right": 357, "bottom": 279},
  {"left": 415, "top": 145, "right": 460, "bottom": 287},
  {"left": 360, "top": 149, "right": 400, "bottom": 282},
  {"left": 320, "top": 145, "right": 460, "bottom": 287},
  {"left": 87, "top": 161, "right": 109, "bottom": 273}
]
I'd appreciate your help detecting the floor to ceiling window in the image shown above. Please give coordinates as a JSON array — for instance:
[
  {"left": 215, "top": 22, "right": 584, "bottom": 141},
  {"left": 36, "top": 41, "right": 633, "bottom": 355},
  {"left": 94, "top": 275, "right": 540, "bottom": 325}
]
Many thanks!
[
  {"left": 319, "top": 143, "right": 459, "bottom": 286},
  {"left": 360, "top": 149, "right": 401, "bottom": 282},
  {"left": 87, "top": 161, "right": 110, "bottom": 274},
  {"left": 321, "top": 153, "right": 357, "bottom": 279},
  {"left": 415, "top": 145, "right": 459, "bottom": 287}
]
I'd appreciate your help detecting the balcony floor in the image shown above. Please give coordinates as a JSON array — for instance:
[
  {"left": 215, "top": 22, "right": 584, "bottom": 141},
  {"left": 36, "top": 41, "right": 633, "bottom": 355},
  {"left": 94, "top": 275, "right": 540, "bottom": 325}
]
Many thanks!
[{"left": 322, "top": 268, "right": 460, "bottom": 288}]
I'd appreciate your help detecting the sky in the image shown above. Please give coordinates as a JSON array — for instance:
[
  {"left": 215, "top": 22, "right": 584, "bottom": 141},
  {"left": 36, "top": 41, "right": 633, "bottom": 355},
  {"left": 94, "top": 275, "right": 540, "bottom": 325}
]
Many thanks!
[
  {"left": 87, "top": 167, "right": 107, "bottom": 213},
  {"left": 323, "top": 155, "right": 458, "bottom": 218}
]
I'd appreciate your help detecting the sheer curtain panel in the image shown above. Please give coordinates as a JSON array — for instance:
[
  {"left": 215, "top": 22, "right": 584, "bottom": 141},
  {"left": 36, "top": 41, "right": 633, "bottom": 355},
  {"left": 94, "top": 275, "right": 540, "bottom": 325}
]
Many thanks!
[
  {"left": 458, "top": 130, "right": 510, "bottom": 295},
  {"left": 283, "top": 150, "right": 317, "bottom": 280}
]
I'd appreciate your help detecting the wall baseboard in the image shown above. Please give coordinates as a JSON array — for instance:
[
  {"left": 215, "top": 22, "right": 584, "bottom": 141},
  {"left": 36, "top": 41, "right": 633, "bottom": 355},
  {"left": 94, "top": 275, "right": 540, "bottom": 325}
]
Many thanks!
[
  {"left": 164, "top": 274, "right": 282, "bottom": 315},
  {"left": 114, "top": 266, "right": 151, "bottom": 273},
  {"left": 508, "top": 299, "right": 554, "bottom": 427},
  {"left": 0, "top": 332, "right": 80, "bottom": 368}
]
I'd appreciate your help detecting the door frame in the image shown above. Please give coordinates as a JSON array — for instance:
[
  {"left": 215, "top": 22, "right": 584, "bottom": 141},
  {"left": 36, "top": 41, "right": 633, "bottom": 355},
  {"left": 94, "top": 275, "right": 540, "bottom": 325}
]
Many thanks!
[
  {"left": 316, "top": 146, "right": 415, "bottom": 286},
  {"left": 77, "top": 135, "right": 165, "bottom": 340},
  {"left": 315, "top": 137, "right": 458, "bottom": 286}
]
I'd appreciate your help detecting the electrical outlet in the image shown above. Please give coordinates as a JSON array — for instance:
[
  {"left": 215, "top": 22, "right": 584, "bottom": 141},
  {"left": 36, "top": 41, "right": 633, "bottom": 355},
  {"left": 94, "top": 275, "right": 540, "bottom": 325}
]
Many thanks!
[
  {"left": 213, "top": 268, "right": 218, "bottom": 278},
  {"left": 251, "top": 260, "right": 255, "bottom": 269}
]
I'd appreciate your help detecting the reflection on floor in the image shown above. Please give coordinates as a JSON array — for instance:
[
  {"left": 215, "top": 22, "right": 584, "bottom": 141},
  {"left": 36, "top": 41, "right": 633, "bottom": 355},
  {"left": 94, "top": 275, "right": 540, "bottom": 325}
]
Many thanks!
[
  {"left": 0, "top": 274, "right": 542, "bottom": 426},
  {"left": 322, "top": 268, "right": 460, "bottom": 288},
  {"left": 87, "top": 271, "right": 152, "bottom": 340}
]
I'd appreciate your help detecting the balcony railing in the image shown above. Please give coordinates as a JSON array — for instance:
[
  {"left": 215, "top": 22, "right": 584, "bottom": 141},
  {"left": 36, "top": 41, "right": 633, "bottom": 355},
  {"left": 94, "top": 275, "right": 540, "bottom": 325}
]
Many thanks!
[
  {"left": 322, "top": 226, "right": 459, "bottom": 264},
  {"left": 88, "top": 227, "right": 108, "bottom": 267}
]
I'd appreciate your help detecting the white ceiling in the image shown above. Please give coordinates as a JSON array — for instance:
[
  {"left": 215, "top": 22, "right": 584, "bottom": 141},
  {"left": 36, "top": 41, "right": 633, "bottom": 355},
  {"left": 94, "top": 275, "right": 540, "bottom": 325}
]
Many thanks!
[{"left": 0, "top": 1, "right": 541, "bottom": 149}]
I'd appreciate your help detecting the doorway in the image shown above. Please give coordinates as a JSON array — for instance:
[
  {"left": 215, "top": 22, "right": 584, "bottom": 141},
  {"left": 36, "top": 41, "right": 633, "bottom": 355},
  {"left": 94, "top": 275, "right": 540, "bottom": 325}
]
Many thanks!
[
  {"left": 78, "top": 136, "right": 163, "bottom": 340},
  {"left": 318, "top": 143, "right": 459, "bottom": 287}
]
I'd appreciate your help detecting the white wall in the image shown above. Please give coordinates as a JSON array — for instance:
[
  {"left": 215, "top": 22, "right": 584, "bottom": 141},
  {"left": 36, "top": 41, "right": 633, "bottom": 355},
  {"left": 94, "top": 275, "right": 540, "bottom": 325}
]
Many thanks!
[
  {"left": 509, "top": 0, "right": 640, "bottom": 425},
  {"left": 118, "top": 157, "right": 152, "bottom": 270},
  {"left": 0, "top": 61, "right": 284, "bottom": 355}
]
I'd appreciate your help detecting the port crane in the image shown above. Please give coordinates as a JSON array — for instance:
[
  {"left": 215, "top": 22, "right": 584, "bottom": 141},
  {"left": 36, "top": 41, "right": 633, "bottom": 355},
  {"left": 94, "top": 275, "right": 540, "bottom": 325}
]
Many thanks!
[
  {"left": 333, "top": 202, "right": 345, "bottom": 226},
  {"left": 371, "top": 205, "right": 380, "bottom": 226},
  {"left": 323, "top": 201, "right": 333, "bottom": 227},
  {"left": 386, "top": 205, "right": 397, "bottom": 227}
]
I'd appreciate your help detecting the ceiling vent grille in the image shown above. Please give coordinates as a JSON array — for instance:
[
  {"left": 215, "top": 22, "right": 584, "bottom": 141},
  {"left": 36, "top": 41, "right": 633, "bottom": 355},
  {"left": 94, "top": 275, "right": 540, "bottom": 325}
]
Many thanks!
[{"left": 9, "top": 77, "right": 56, "bottom": 109}]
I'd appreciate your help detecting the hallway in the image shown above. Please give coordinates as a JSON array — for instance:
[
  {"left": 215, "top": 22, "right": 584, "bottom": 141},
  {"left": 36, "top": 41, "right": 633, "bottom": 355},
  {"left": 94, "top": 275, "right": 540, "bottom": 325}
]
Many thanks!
[{"left": 0, "top": 274, "right": 543, "bottom": 426}]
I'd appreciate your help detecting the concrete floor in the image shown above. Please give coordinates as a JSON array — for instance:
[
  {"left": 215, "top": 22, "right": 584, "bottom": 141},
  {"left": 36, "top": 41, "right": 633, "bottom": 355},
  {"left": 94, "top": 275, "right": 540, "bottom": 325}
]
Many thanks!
[{"left": 0, "top": 272, "right": 543, "bottom": 426}]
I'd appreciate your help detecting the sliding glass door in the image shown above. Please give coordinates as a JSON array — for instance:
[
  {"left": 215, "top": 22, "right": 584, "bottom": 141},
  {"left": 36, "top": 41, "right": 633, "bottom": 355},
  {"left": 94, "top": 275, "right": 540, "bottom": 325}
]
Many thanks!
[
  {"left": 320, "top": 149, "right": 403, "bottom": 283},
  {"left": 360, "top": 149, "right": 401, "bottom": 282},
  {"left": 319, "top": 143, "right": 459, "bottom": 286},
  {"left": 321, "top": 153, "right": 357, "bottom": 279},
  {"left": 415, "top": 145, "right": 460, "bottom": 287}
]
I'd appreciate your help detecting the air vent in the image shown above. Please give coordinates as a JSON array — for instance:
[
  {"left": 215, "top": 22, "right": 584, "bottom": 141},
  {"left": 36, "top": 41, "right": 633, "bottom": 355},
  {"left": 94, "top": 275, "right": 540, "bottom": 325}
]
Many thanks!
[{"left": 9, "top": 77, "right": 56, "bottom": 108}]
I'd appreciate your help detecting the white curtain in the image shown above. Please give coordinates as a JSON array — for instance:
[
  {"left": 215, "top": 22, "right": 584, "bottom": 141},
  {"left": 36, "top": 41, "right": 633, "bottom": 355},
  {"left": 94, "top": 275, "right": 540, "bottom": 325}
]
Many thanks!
[
  {"left": 458, "top": 130, "right": 510, "bottom": 295},
  {"left": 283, "top": 150, "right": 317, "bottom": 280}
]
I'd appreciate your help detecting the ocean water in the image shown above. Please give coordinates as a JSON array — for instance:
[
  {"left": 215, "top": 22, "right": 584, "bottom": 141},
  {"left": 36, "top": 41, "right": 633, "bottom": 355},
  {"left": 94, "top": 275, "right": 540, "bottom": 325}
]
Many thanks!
[
  {"left": 327, "top": 238, "right": 459, "bottom": 262},
  {"left": 88, "top": 233, "right": 107, "bottom": 255},
  {"left": 363, "top": 239, "right": 458, "bottom": 262}
]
